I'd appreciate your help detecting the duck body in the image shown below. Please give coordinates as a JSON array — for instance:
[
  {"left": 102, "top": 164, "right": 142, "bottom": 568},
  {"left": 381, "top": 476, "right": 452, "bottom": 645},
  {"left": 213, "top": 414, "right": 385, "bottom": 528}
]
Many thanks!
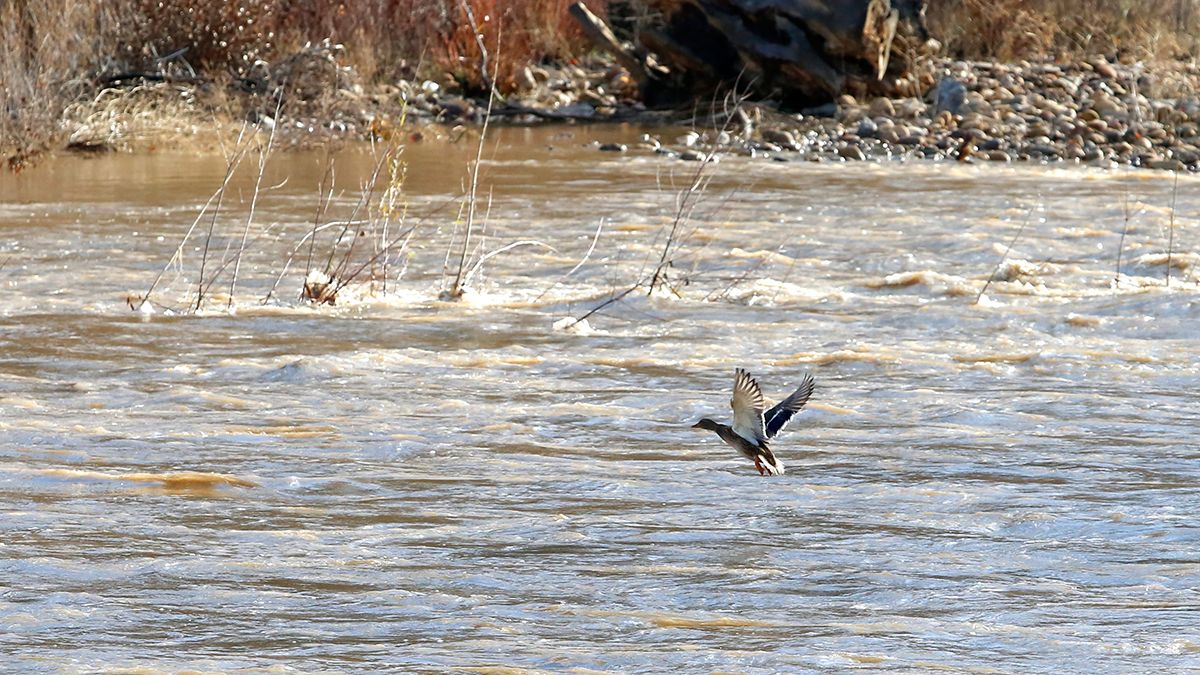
[{"left": 692, "top": 368, "right": 815, "bottom": 476}]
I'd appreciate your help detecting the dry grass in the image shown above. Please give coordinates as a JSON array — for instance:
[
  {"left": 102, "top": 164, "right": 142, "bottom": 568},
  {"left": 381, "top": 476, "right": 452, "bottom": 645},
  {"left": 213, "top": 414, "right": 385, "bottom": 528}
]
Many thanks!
[
  {"left": 4, "top": 0, "right": 1199, "bottom": 168},
  {"left": 0, "top": 1, "right": 101, "bottom": 169},
  {"left": 1, "top": 0, "right": 608, "bottom": 168},
  {"left": 929, "top": 0, "right": 1199, "bottom": 61}
]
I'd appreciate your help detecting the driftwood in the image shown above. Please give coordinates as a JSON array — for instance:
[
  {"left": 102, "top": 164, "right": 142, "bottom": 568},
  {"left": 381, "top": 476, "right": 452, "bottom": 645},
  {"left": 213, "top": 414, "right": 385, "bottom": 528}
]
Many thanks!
[{"left": 570, "top": 0, "right": 934, "bottom": 108}]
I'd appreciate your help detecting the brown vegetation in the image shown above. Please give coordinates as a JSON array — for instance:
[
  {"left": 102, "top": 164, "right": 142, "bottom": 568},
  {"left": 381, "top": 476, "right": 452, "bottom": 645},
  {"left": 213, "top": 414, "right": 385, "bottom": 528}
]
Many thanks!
[
  {"left": 1, "top": 0, "right": 605, "bottom": 169},
  {"left": 3, "top": 0, "right": 1199, "bottom": 169},
  {"left": 928, "top": 0, "right": 1199, "bottom": 61}
]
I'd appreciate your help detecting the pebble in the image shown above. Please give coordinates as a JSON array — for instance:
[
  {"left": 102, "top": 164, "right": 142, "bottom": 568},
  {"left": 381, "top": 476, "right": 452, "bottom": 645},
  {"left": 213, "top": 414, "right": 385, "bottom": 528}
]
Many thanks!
[
  {"left": 761, "top": 129, "right": 797, "bottom": 146},
  {"left": 838, "top": 145, "right": 866, "bottom": 161}
]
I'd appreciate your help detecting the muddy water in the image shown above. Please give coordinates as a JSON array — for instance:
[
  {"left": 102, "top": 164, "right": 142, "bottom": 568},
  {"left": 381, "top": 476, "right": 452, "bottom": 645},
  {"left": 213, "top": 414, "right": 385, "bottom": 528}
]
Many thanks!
[{"left": 2, "top": 126, "right": 1199, "bottom": 672}]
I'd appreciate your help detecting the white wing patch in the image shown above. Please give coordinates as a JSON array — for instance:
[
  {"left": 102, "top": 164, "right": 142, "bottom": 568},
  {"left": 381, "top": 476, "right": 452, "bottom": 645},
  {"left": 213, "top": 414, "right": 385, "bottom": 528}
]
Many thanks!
[{"left": 729, "top": 368, "right": 766, "bottom": 445}]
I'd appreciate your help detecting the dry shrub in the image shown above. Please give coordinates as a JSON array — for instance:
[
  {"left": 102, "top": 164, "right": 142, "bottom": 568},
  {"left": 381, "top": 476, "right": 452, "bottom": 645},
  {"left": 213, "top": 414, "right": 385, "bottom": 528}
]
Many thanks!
[
  {"left": 928, "top": 0, "right": 1199, "bottom": 61},
  {"left": 436, "top": 0, "right": 609, "bottom": 92},
  {"left": 109, "top": 0, "right": 282, "bottom": 74},
  {"left": 0, "top": 0, "right": 100, "bottom": 169},
  {"left": 2, "top": 0, "right": 609, "bottom": 167},
  {"left": 103, "top": 0, "right": 608, "bottom": 88}
]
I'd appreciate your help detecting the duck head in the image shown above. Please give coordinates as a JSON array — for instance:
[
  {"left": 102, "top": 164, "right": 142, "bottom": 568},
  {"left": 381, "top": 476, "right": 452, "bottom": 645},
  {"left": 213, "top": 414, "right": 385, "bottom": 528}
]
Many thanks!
[{"left": 691, "top": 418, "right": 721, "bottom": 431}]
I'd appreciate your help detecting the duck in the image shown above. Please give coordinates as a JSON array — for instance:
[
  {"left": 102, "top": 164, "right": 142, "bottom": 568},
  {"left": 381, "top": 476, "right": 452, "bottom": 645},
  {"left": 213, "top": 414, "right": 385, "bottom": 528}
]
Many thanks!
[{"left": 692, "top": 368, "right": 815, "bottom": 476}]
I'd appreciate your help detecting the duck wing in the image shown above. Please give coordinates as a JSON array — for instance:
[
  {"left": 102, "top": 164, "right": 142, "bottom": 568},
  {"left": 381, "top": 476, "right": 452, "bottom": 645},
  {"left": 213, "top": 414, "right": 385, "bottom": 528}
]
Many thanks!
[
  {"left": 729, "top": 368, "right": 767, "bottom": 445},
  {"left": 764, "top": 372, "right": 815, "bottom": 439}
]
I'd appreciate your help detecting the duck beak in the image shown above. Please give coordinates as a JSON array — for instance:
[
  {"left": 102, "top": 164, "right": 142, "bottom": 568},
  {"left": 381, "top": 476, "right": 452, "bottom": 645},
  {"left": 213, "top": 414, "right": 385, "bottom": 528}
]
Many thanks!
[{"left": 690, "top": 420, "right": 703, "bottom": 429}]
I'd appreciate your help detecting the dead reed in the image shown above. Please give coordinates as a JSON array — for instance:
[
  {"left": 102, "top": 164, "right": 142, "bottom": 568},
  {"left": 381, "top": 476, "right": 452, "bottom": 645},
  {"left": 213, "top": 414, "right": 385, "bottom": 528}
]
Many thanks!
[{"left": 566, "top": 91, "right": 749, "bottom": 327}]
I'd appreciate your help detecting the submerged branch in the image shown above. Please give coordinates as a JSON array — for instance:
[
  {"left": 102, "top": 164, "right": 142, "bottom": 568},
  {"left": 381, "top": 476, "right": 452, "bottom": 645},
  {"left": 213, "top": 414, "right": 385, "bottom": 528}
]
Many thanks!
[
  {"left": 975, "top": 205, "right": 1035, "bottom": 305},
  {"left": 461, "top": 240, "right": 557, "bottom": 289},
  {"left": 534, "top": 218, "right": 606, "bottom": 302},
  {"left": 1115, "top": 184, "right": 1131, "bottom": 287}
]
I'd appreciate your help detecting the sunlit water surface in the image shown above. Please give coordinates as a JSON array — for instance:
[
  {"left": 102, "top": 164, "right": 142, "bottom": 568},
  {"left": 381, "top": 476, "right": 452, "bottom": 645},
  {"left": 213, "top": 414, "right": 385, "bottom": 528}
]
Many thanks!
[{"left": 2, "top": 126, "right": 1199, "bottom": 672}]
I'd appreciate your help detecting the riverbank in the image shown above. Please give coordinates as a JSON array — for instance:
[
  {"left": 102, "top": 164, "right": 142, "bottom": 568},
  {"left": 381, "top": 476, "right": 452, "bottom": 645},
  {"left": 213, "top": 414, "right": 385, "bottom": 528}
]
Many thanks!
[
  {"left": 639, "top": 57, "right": 1200, "bottom": 172},
  {"left": 48, "top": 52, "right": 1200, "bottom": 174}
]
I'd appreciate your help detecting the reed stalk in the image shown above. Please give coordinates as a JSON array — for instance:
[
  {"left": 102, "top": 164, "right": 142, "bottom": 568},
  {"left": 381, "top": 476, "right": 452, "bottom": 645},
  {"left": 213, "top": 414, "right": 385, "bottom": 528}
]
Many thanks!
[
  {"left": 975, "top": 205, "right": 1035, "bottom": 304},
  {"left": 1166, "top": 171, "right": 1178, "bottom": 287}
]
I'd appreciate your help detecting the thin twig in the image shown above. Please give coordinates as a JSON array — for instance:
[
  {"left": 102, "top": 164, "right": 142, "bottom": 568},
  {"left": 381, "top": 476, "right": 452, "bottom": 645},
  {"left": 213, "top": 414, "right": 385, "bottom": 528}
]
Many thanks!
[
  {"left": 975, "top": 206, "right": 1035, "bottom": 305},
  {"left": 1115, "top": 183, "right": 1131, "bottom": 287},
  {"left": 458, "top": 0, "right": 494, "bottom": 92},
  {"left": 264, "top": 219, "right": 368, "bottom": 303},
  {"left": 331, "top": 223, "right": 422, "bottom": 296},
  {"left": 646, "top": 89, "right": 749, "bottom": 295},
  {"left": 703, "top": 251, "right": 772, "bottom": 302},
  {"left": 324, "top": 149, "right": 392, "bottom": 277},
  {"left": 567, "top": 283, "right": 643, "bottom": 328},
  {"left": 136, "top": 181, "right": 226, "bottom": 311},
  {"left": 448, "top": 31, "right": 501, "bottom": 299},
  {"left": 534, "top": 218, "right": 606, "bottom": 302},
  {"left": 304, "top": 150, "right": 336, "bottom": 284},
  {"left": 462, "top": 240, "right": 557, "bottom": 289},
  {"left": 1167, "top": 171, "right": 1178, "bottom": 287},
  {"left": 228, "top": 93, "right": 283, "bottom": 308},
  {"left": 194, "top": 124, "right": 254, "bottom": 311},
  {"left": 571, "top": 90, "right": 748, "bottom": 323}
]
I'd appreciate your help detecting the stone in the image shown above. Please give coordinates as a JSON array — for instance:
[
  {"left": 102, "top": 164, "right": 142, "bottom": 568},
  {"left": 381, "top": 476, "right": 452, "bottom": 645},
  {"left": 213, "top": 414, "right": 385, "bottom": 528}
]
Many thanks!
[
  {"left": 869, "top": 97, "right": 896, "bottom": 117},
  {"left": 761, "top": 129, "right": 797, "bottom": 147},
  {"left": 838, "top": 144, "right": 866, "bottom": 161},
  {"left": 1091, "top": 58, "right": 1118, "bottom": 79}
]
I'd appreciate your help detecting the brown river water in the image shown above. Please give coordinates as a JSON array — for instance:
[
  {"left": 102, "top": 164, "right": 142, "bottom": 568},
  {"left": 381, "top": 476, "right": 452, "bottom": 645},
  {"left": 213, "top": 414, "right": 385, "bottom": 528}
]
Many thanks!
[{"left": 1, "top": 126, "right": 1199, "bottom": 672}]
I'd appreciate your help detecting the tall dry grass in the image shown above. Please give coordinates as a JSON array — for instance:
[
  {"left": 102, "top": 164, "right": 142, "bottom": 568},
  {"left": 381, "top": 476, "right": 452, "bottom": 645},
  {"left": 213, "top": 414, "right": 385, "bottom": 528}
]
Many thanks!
[
  {"left": 1, "top": 0, "right": 606, "bottom": 167},
  {"left": 929, "top": 0, "right": 1199, "bottom": 61},
  {"left": 0, "top": 0, "right": 103, "bottom": 168}
]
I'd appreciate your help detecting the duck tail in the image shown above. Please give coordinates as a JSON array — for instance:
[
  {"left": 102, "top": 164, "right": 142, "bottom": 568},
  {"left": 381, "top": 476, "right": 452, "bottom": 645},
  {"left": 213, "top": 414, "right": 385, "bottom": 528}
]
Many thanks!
[{"left": 760, "top": 449, "right": 785, "bottom": 476}]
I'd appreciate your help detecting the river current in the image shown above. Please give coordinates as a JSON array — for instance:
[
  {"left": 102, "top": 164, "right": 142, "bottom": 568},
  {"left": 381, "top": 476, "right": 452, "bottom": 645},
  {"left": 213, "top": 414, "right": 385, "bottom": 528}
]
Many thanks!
[{"left": 1, "top": 126, "right": 1198, "bottom": 672}]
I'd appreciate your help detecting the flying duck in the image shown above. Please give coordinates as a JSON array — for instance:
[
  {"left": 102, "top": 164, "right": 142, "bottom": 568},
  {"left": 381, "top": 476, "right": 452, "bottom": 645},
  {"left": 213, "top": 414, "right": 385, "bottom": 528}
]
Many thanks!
[{"left": 692, "top": 368, "right": 815, "bottom": 476}]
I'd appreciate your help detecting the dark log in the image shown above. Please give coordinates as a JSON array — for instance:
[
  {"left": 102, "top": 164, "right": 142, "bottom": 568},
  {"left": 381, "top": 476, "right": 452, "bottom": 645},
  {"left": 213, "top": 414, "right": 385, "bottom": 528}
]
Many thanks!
[
  {"left": 569, "top": 0, "right": 934, "bottom": 109},
  {"left": 568, "top": 2, "right": 661, "bottom": 88}
]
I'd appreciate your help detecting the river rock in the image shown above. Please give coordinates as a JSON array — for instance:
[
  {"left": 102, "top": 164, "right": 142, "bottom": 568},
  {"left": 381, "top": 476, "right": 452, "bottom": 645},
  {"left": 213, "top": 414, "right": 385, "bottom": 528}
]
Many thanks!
[
  {"left": 1149, "top": 158, "right": 1185, "bottom": 171},
  {"left": 869, "top": 97, "right": 896, "bottom": 117},
  {"left": 1089, "top": 93, "right": 1125, "bottom": 117},
  {"left": 935, "top": 77, "right": 967, "bottom": 115},
  {"left": 838, "top": 144, "right": 866, "bottom": 161},
  {"left": 1091, "top": 58, "right": 1118, "bottom": 79},
  {"left": 762, "top": 129, "right": 797, "bottom": 147},
  {"left": 896, "top": 98, "right": 928, "bottom": 118},
  {"left": 1026, "top": 143, "right": 1060, "bottom": 157}
]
